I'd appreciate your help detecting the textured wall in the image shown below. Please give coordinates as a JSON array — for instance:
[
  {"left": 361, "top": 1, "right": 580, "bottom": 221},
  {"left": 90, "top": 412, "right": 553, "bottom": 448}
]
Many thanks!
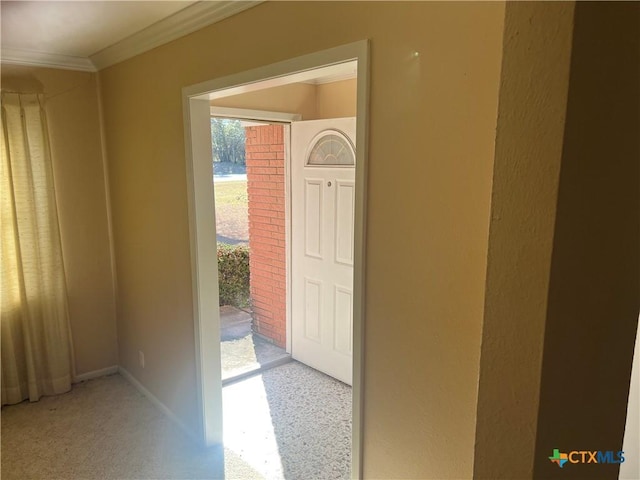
[
  {"left": 473, "top": 3, "right": 575, "bottom": 478},
  {"left": 475, "top": 3, "right": 640, "bottom": 479},
  {"left": 533, "top": 3, "right": 640, "bottom": 478}
]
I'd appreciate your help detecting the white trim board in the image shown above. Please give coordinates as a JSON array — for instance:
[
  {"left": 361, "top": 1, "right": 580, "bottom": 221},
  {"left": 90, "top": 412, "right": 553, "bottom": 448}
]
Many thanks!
[
  {"left": 284, "top": 124, "right": 293, "bottom": 355},
  {"left": 210, "top": 106, "right": 301, "bottom": 123},
  {"left": 620, "top": 320, "right": 640, "bottom": 479},
  {"left": 118, "top": 367, "right": 200, "bottom": 445},
  {"left": 73, "top": 365, "right": 119, "bottom": 383},
  {"left": 303, "top": 71, "right": 357, "bottom": 85},
  {"left": 184, "top": 96, "right": 224, "bottom": 448}
]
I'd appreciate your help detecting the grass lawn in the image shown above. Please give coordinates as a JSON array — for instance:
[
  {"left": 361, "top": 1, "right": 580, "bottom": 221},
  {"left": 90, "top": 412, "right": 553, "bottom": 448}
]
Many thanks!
[
  {"left": 215, "top": 181, "right": 250, "bottom": 307},
  {"left": 214, "top": 181, "right": 248, "bottom": 207},
  {"left": 215, "top": 181, "right": 248, "bottom": 243}
]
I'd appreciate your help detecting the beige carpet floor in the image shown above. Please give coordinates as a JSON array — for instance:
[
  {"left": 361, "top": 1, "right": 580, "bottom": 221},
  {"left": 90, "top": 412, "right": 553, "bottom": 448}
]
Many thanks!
[{"left": 1, "top": 363, "right": 351, "bottom": 480}]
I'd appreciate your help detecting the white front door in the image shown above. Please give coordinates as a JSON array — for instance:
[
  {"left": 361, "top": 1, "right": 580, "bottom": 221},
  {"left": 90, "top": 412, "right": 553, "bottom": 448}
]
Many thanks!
[{"left": 291, "top": 118, "right": 356, "bottom": 385}]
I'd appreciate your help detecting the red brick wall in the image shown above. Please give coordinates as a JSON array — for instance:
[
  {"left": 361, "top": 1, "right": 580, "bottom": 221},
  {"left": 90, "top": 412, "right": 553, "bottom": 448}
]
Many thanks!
[{"left": 245, "top": 125, "right": 286, "bottom": 347}]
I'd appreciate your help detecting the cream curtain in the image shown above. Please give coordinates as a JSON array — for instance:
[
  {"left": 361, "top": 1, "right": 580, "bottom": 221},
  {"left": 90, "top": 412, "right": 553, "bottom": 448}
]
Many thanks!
[{"left": 1, "top": 93, "right": 74, "bottom": 406}]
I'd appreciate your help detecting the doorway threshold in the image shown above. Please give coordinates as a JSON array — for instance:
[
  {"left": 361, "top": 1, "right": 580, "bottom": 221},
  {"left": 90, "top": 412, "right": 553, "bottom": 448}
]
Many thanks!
[
  {"left": 221, "top": 305, "right": 291, "bottom": 386},
  {"left": 222, "top": 355, "right": 292, "bottom": 387}
]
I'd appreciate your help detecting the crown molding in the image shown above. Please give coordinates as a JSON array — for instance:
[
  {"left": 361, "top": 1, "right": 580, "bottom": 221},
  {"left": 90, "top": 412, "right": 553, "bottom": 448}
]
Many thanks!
[
  {"left": 0, "top": 1, "right": 261, "bottom": 73},
  {"left": 1, "top": 48, "right": 96, "bottom": 72},
  {"left": 90, "top": 0, "right": 262, "bottom": 70}
]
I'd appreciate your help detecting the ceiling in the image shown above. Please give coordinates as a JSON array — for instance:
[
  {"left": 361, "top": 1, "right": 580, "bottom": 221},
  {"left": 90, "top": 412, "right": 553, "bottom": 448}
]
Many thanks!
[{"left": 0, "top": 1, "right": 259, "bottom": 72}]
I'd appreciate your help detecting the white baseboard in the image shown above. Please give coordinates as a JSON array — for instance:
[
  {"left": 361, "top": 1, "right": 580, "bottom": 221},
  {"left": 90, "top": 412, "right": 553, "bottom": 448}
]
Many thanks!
[
  {"left": 118, "top": 366, "right": 201, "bottom": 445},
  {"left": 73, "top": 365, "right": 119, "bottom": 383}
]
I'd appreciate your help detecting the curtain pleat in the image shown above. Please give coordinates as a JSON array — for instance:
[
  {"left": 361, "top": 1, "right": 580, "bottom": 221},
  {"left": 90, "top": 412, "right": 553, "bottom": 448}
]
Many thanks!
[{"left": 1, "top": 93, "right": 74, "bottom": 406}]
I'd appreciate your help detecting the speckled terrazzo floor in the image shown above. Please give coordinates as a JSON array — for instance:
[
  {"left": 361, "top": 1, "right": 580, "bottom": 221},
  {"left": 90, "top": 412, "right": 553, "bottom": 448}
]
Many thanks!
[{"left": 223, "top": 361, "right": 352, "bottom": 480}]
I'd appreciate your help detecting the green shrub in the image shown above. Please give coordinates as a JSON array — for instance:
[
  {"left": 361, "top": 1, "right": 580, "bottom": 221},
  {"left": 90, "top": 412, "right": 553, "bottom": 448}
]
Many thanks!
[{"left": 217, "top": 243, "right": 250, "bottom": 308}]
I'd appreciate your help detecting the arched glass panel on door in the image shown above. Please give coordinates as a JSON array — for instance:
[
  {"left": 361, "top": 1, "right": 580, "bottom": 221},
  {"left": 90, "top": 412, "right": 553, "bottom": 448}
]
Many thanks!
[{"left": 306, "top": 130, "right": 355, "bottom": 166}]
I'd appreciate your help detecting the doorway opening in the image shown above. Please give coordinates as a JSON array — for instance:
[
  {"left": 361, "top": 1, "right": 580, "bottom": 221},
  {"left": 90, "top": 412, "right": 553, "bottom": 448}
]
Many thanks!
[
  {"left": 214, "top": 118, "right": 291, "bottom": 385},
  {"left": 183, "top": 41, "right": 369, "bottom": 479}
]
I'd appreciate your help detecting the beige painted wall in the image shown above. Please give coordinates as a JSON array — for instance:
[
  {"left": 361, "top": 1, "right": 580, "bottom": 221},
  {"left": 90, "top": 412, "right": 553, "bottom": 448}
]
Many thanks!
[
  {"left": 99, "top": 2, "right": 505, "bottom": 478},
  {"left": 211, "top": 78, "right": 356, "bottom": 120},
  {"left": 211, "top": 82, "right": 317, "bottom": 119},
  {"left": 316, "top": 78, "right": 356, "bottom": 118},
  {"left": 1, "top": 65, "right": 118, "bottom": 376}
]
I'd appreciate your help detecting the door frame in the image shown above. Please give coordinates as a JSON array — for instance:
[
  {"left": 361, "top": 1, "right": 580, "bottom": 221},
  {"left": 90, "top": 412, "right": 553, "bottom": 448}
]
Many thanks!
[
  {"left": 210, "top": 107, "right": 298, "bottom": 355},
  {"left": 182, "top": 40, "right": 369, "bottom": 479}
]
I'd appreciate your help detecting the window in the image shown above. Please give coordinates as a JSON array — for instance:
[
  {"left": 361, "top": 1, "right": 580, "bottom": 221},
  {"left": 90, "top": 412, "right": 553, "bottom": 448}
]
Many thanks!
[{"left": 306, "top": 130, "right": 355, "bottom": 166}]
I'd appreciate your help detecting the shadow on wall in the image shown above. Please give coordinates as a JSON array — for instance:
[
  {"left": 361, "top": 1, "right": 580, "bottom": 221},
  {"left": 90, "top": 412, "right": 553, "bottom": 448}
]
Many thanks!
[
  {"left": 1, "top": 72, "right": 44, "bottom": 93},
  {"left": 533, "top": 2, "right": 640, "bottom": 478}
]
